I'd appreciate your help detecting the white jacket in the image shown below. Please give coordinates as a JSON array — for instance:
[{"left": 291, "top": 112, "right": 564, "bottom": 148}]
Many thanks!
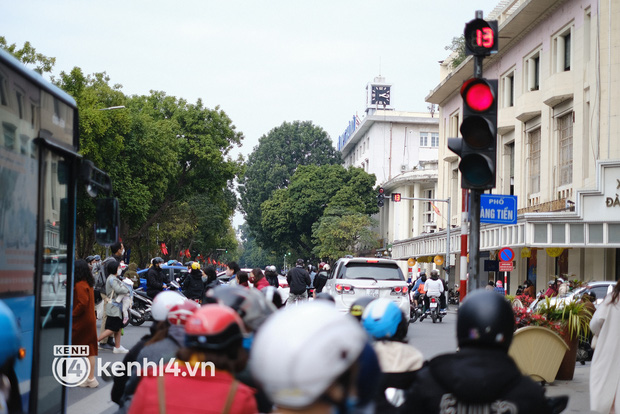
[{"left": 424, "top": 278, "right": 444, "bottom": 297}]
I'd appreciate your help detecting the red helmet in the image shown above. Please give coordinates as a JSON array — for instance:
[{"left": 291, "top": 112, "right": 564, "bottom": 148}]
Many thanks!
[
  {"left": 167, "top": 300, "right": 200, "bottom": 326},
  {"left": 185, "top": 304, "right": 245, "bottom": 350}
]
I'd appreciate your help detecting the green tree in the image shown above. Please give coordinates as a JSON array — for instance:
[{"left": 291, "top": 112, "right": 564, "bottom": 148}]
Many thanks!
[
  {"left": 0, "top": 36, "right": 56, "bottom": 74},
  {"left": 445, "top": 35, "right": 466, "bottom": 69},
  {"left": 239, "top": 121, "right": 341, "bottom": 249},
  {"left": 260, "top": 165, "right": 378, "bottom": 258},
  {"left": 312, "top": 206, "right": 379, "bottom": 260}
]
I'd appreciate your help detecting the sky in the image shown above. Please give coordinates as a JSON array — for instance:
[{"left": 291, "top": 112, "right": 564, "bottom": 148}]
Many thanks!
[{"left": 1, "top": 0, "right": 500, "bottom": 225}]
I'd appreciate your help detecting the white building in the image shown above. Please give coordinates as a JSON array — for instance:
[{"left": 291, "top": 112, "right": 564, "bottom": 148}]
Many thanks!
[
  {"left": 393, "top": 0, "right": 620, "bottom": 293},
  {"left": 338, "top": 77, "right": 439, "bottom": 266}
]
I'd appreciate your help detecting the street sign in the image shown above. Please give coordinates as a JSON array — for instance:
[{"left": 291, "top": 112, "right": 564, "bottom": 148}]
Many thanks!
[
  {"left": 407, "top": 258, "right": 416, "bottom": 266},
  {"left": 480, "top": 194, "right": 517, "bottom": 224},
  {"left": 499, "top": 247, "right": 515, "bottom": 262},
  {"left": 499, "top": 261, "right": 514, "bottom": 272}
]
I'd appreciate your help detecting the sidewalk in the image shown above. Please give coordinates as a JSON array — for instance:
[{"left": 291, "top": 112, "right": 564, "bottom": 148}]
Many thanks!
[{"left": 544, "top": 363, "right": 595, "bottom": 413}]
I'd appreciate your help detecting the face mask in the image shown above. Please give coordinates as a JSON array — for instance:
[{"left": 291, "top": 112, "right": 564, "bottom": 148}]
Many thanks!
[{"left": 117, "top": 268, "right": 122, "bottom": 276}]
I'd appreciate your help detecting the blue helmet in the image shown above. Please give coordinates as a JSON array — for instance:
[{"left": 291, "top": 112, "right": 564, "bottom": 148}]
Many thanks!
[
  {"left": 361, "top": 298, "right": 403, "bottom": 339},
  {"left": 0, "top": 301, "right": 21, "bottom": 368}
]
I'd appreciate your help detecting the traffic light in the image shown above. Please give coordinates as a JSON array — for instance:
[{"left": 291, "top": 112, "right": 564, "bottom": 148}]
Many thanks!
[
  {"left": 391, "top": 193, "right": 401, "bottom": 202},
  {"left": 464, "top": 18, "right": 498, "bottom": 56},
  {"left": 377, "top": 187, "right": 385, "bottom": 207},
  {"left": 448, "top": 77, "right": 497, "bottom": 190}
]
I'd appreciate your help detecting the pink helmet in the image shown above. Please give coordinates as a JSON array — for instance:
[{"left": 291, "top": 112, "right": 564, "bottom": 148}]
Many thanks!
[{"left": 496, "top": 280, "right": 503, "bottom": 288}]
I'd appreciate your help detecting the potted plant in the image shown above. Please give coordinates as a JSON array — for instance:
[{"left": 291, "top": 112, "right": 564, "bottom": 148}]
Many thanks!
[{"left": 533, "top": 297, "right": 593, "bottom": 380}]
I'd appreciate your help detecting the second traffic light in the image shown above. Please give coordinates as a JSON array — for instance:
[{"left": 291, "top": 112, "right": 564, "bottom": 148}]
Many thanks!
[
  {"left": 448, "top": 77, "right": 497, "bottom": 190},
  {"left": 377, "top": 187, "right": 385, "bottom": 207}
]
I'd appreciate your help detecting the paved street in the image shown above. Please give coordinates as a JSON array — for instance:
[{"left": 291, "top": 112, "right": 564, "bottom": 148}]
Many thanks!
[{"left": 67, "top": 307, "right": 595, "bottom": 414}]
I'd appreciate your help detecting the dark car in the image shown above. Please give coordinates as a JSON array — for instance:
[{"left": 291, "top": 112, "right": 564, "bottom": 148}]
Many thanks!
[{"left": 138, "top": 265, "right": 189, "bottom": 288}]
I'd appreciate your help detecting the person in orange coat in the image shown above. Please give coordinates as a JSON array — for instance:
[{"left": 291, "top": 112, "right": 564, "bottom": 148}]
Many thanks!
[{"left": 72, "top": 259, "right": 99, "bottom": 387}]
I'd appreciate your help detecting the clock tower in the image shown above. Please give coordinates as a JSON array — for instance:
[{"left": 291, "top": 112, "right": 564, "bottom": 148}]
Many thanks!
[{"left": 366, "top": 76, "right": 393, "bottom": 114}]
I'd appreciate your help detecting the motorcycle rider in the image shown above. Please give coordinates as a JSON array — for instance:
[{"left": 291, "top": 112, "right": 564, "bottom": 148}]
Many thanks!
[
  {"left": 399, "top": 289, "right": 553, "bottom": 413},
  {"left": 250, "top": 302, "right": 381, "bottom": 414},
  {"left": 146, "top": 257, "right": 166, "bottom": 298},
  {"left": 361, "top": 298, "right": 423, "bottom": 413},
  {"left": 424, "top": 270, "right": 444, "bottom": 316},
  {"left": 182, "top": 261, "right": 205, "bottom": 302}
]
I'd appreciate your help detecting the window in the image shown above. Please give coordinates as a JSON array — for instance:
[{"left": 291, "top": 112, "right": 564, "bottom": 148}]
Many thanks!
[
  {"left": 558, "top": 112, "right": 573, "bottom": 186},
  {"left": 553, "top": 26, "right": 573, "bottom": 73},
  {"left": 529, "top": 129, "right": 541, "bottom": 194},
  {"left": 0, "top": 73, "right": 7, "bottom": 106},
  {"left": 525, "top": 51, "right": 540, "bottom": 91},
  {"left": 423, "top": 189, "right": 434, "bottom": 226},
  {"left": 3, "top": 122, "right": 16, "bottom": 151},
  {"left": 420, "top": 132, "right": 428, "bottom": 147},
  {"left": 502, "top": 71, "right": 515, "bottom": 107},
  {"left": 584, "top": 9, "right": 591, "bottom": 62},
  {"left": 430, "top": 132, "right": 439, "bottom": 147},
  {"left": 450, "top": 112, "right": 460, "bottom": 137},
  {"left": 16, "top": 91, "right": 24, "bottom": 119}
]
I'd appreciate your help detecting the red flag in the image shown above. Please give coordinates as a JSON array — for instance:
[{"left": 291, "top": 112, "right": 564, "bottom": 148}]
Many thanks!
[
  {"left": 160, "top": 243, "right": 168, "bottom": 256},
  {"left": 208, "top": 258, "right": 212, "bottom": 264},
  {"left": 179, "top": 250, "right": 184, "bottom": 257},
  {"left": 185, "top": 249, "right": 191, "bottom": 258}
]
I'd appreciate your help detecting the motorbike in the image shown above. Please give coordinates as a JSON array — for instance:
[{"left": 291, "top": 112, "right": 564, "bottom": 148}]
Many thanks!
[
  {"left": 129, "top": 288, "right": 152, "bottom": 326},
  {"left": 428, "top": 295, "right": 443, "bottom": 323},
  {"left": 448, "top": 285, "right": 460, "bottom": 305}
]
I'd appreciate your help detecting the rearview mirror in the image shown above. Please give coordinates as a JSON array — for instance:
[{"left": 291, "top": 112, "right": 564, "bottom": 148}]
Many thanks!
[{"left": 95, "top": 198, "right": 120, "bottom": 246}]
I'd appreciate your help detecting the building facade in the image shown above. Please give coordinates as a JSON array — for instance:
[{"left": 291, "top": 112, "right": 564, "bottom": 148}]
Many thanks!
[
  {"left": 338, "top": 77, "right": 439, "bottom": 264},
  {"left": 393, "top": 0, "right": 620, "bottom": 293}
]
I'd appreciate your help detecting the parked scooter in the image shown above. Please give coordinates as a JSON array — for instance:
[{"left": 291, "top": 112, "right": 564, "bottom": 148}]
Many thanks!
[
  {"left": 448, "top": 284, "right": 460, "bottom": 305},
  {"left": 129, "top": 288, "right": 152, "bottom": 326}
]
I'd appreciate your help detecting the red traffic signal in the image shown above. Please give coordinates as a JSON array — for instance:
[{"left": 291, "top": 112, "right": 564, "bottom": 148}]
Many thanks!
[
  {"left": 391, "top": 193, "right": 401, "bottom": 202},
  {"left": 464, "top": 18, "right": 498, "bottom": 56}
]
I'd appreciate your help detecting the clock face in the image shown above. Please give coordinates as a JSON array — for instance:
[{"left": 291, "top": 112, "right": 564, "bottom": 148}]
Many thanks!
[{"left": 371, "top": 85, "right": 390, "bottom": 105}]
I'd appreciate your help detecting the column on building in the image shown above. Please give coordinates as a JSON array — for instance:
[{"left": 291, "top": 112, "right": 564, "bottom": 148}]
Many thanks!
[{"left": 412, "top": 183, "right": 422, "bottom": 238}]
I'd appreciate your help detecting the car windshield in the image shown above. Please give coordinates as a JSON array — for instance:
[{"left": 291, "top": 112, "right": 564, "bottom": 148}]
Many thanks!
[{"left": 340, "top": 262, "right": 404, "bottom": 281}]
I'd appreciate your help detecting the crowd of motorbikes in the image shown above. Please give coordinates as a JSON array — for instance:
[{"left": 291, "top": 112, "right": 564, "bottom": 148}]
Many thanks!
[{"left": 408, "top": 281, "right": 460, "bottom": 324}]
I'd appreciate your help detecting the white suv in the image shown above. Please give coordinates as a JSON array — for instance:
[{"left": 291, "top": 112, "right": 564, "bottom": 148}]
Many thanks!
[{"left": 323, "top": 257, "right": 410, "bottom": 321}]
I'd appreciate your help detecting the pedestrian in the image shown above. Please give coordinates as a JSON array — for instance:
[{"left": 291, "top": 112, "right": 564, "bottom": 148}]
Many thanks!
[
  {"left": 72, "top": 259, "right": 99, "bottom": 388},
  {"left": 543, "top": 279, "right": 559, "bottom": 298},
  {"left": 308, "top": 265, "right": 317, "bottom": 288},
  {"left": 589, "top": 281, "right": 620, "bottom": 414},
  {"left": 250, "top": 268, "right": 269, "bottom": 291},
  {"left": 128, "top": 304, "right": 258, "bottom": 414},
  {"left": 312, "top": 264, "right": 329, "bottom": 296},
  {"left": 237, "top": 271, "right": 250, "bottom": 288},
  {"left": 558, "top": 278, "right": 570, "bottom": 296},
  {"left": 264, "top": 265, "right": 279, "bottom": 288},
  {"left": 225, "top": 261, "right": 241, "bottom": 286},
  {"left": 250, "top": 302, "right": 381, "bottom": 413},
  {"left": 361, "top": 298, "right": 423, "bottom": 413},
  {"left": 400, "top": 289, "right": 553, "bottom": 413},
  {"left": 182, "top": 262, "right": 205, "bottom": 302},
  {"left": 145, "top": 257, "right": 166, "bottom": 298},
  {"left": 485, "top": 280, "right": 495, "bottom": 291},
  {"left": 523, "top": 279, "right": 536, "bottom": 299},
  {"left": 97, "top": 259, "right": 131, "bottom": 354},
  {"left": 495, "top": 280, "right": 506, "bottom": 296},
  {"left": 202, "top": 264, "right": 221, "bottom": 299},
  {"left": 286, "top": 259, "right": 311, "bottom": 305}
]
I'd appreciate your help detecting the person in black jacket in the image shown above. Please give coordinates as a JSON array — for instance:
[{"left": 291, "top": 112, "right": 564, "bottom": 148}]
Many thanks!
[
  {"left": 286, "top": 259, "right": 311, "bottom": 306},
  {"left": 312, "top": 264, "right": 329, "bottom": 296},
  {"left": 146, "top": 257, "right": 166, "bottom": 298},
  {"left": 399, "top": 289, "right": 553, "bottom": 414},
  {"left": 182, "top": 262, "right": 205, "bottom": 302}
]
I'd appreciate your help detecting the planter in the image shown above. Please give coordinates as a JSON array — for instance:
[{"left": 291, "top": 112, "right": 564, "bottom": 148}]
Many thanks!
[
  {"left": 555, "top": 331, "right": 579, "bottom": 380},
  {"left": 508, "top": 326, "right": 569, "bottom": 383}
]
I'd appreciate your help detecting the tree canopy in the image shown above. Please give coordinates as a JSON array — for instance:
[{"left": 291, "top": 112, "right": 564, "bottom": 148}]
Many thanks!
[
  {"left": 239, "top": 121, "right": 341, "bottom": 250},
  {"left": 260, "top": 164, "right": 379, "bottom": 259}
]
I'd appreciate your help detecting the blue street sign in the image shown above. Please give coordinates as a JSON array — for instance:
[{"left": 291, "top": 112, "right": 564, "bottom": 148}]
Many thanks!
[{"left": 480, "top": 194, "right": 518, "bottom": 225}]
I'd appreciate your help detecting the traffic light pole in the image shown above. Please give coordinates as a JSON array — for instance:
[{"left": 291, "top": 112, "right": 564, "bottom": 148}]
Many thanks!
[{"left": 468, "top": 189, "right": 482, "bottom": 291}]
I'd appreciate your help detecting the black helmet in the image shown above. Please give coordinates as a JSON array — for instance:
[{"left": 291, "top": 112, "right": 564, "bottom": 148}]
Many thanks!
[
  {"left": 208, "top": 285, "right": 275, "bottom": 331},
  {"left": 152, "top": 257, "right": 165, "bottom": 265},
  {"left": 457, "top": 289, "right": 514, "bottom": 351},
  {"left": 349, "top": 296, "right": 376, "bottom": 321},
  {"left": 315, "top": 292, "right": 335, "bottom": 303}
]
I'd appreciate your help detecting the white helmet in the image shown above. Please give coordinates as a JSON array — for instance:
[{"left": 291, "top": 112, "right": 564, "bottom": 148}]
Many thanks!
[
  {"left": 250, "top": 302, "right": 369, "bottom": 408},
  {"left": 151, "top": 291, "right": 186, "bottom": 321}
]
